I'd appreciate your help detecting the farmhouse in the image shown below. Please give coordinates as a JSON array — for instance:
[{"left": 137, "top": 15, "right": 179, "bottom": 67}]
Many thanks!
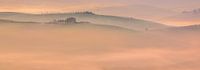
[
  {"left": 49, "top": 17, "right": 77, "bottom": 24},
  {"left": 47, "top": 17, "right": 91, "bottom": 25}
]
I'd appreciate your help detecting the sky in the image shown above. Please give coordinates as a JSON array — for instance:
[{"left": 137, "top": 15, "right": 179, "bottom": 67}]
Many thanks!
[
  {"left": 0, "top": 0, "right": 199, "bottom": 13},
  {"left": 0, "top": 0, "right": 199, "bottom": 26}
]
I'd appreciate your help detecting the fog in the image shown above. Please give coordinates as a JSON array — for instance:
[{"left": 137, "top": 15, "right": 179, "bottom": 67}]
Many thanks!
[{"left": 0, "top": 23, "right": 199, "bottom": 70}]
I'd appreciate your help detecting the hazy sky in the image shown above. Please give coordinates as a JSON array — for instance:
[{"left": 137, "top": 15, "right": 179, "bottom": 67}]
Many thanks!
[
  {"left": 0, "top": 0, "right": 199, "bottom": 13},
  {"left": 0, "top": 0, "right": 199, "bottom": 26}
]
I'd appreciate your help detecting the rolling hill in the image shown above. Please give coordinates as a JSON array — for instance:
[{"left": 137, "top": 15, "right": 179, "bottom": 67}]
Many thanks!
[
  {"left": 160, "top": 8, "right": 200, "bottom": 26},
  {"left": 155, "top": 24, "right": 200, "bottom": 35},
  {"left": 0, "top": 19, "right": 37, "bottom": 24},
  {"left": 167, "top": 25, "right": 200, "bottom": 32},
  {"left": 0, "top": 12, "right": 169, "bottom": 31},
  {"left": 95, "top": 4, "right": 178, "bottom": 20}
]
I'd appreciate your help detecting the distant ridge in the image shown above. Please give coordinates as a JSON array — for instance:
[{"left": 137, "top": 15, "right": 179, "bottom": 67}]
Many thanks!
[
  {"left": 171, "top": 25, "right": 200, "bottom": 31},
  {"left": 161, "top": 8, "right": 200, "bottom": 26},
  {"left": 157, "top": 24, "right": 200, "bottom": 33},
  {"left": 0, "top": 11, "right": 169, "bottom": 31},
  {"left": 0, "top": 12, "right": 36, "bottom": 15},
  {"left": 0, "top": 19, "right": 38, "bottom": 24},
  {"left": 182, "top": 8, "right": 200, "bottom": 14}
]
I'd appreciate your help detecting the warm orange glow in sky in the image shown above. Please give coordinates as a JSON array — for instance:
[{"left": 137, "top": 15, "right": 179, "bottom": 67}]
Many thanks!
[
  {"left": 0, "top": 0, "right": 199, "bottom": 13},
  {"left": 0, "top": 3, "right": 122, "bottom": 13},
  {"left": 160, "top": 21, "right": 200, "bottom": 26}
]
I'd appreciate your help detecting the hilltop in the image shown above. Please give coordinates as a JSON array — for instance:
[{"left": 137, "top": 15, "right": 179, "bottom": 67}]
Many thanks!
[{"left": 0, "top": 11, "right": 169, "bottom": 31}]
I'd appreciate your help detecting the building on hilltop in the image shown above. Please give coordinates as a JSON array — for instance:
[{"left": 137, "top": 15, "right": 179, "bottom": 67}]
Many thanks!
[
  {"left": 66, "top": 17, "right": 76, "bottom": 24},
  {"left": 49, "top": 17, "right": 77, "bottom": 24},
  {"left": 47, "top": 17, "right": 90, "bottom": 24},
  {"left": 74, "top": 11, "right": 95, "bottom": 15}
]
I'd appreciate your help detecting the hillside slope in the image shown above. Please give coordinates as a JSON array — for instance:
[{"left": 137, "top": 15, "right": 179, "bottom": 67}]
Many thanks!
[
  {"left": 160, "top": 25, "right": 200, "bottom": 33},
  {"left": 0, "top": 19, "right": 37, "bottom": 24},
  {"left": 0, "top": 12, "right": 169, "bottom": 31}
]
